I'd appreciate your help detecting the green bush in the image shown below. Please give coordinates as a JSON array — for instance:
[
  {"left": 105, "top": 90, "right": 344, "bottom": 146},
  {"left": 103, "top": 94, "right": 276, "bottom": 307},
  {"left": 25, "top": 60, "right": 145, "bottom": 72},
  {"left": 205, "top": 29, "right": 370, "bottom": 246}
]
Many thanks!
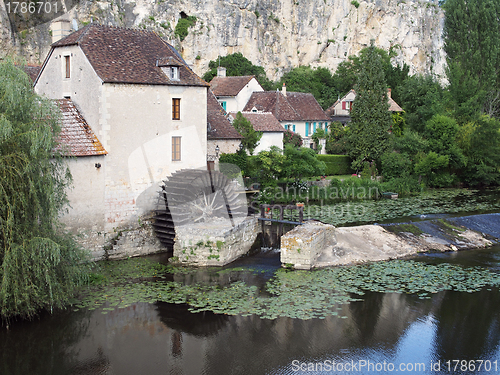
[
  {"left": 219, "top": 151, "right": 247, "bottom": 177},
  {"left": 316, "top": 155, "right": 353, "bottom": 175},
  {"left": 174, "top": 16, "right": 197, "bottom": 41}
]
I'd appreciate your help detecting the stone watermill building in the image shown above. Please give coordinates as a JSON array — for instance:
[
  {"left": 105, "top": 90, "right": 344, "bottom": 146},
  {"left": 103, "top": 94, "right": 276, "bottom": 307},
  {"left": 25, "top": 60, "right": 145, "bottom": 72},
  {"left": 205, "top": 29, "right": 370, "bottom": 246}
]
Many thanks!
[{"left": 34, "top": 24, "right": 210, "bottom": 259}]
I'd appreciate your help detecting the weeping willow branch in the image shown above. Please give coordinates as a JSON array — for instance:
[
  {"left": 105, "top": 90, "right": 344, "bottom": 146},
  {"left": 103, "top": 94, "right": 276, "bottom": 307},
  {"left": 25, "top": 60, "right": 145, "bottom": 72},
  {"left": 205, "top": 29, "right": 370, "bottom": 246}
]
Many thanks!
[{"left": 0, "top": 58, "right": 89, "bottom": 320}]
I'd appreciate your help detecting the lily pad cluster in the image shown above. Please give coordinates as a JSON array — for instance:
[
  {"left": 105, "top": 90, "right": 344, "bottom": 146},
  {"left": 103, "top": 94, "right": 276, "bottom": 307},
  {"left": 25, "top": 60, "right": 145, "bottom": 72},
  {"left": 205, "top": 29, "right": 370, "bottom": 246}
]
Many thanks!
[
  {"left": 74, "top": 257, "right": 500, "bottom": 320},
  {"left": 274, "top": 188, "right": 500, "bottom": 226}
]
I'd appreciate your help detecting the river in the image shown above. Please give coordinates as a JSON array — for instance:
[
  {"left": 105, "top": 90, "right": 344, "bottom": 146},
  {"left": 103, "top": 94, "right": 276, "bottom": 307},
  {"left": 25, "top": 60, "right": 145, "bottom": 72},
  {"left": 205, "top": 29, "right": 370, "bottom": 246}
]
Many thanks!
[{"left": 2, "top": 244, "right": 500, "bottom": 375}]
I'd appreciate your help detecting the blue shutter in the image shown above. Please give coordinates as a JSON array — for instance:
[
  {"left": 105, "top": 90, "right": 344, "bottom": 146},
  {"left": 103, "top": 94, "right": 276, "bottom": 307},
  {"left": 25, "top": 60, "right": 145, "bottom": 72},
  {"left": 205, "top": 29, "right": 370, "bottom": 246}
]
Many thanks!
[
  {"left": 325, "top": 122, "right": 328, "bottom": 134},
  {"left": 305, "top": 122, "right": 309, "bottom": 137},
  {"left": 313, "top": 122, "right": 317, "bottom": 133},
  {"left": 221, "top": 101, "right": 226, "bottom": 111},
  {"left": 293, "top": 124, "right": 296, "bottom": 132}
]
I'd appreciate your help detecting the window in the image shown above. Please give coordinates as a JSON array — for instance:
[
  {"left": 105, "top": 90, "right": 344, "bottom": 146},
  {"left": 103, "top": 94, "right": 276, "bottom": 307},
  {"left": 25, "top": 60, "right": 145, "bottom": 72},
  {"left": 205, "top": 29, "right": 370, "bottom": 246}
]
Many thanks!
[
  {"left": 172, "top": 137, "right": 181, "bottom": 161},
  {"left": 342, "top": 101, "right": 353, "bottom": 110},
  {"left": 170, "top": 67, "right": 179, "bottom": 80},
  {"left": 220, "top": 101, "right": 226, "bottom": 111},
  {"left": 65, "top": 56, "right": 70, "bottom": 78},
  {"left": 172, "top": 98, "right": 180, "bottom": 120}
]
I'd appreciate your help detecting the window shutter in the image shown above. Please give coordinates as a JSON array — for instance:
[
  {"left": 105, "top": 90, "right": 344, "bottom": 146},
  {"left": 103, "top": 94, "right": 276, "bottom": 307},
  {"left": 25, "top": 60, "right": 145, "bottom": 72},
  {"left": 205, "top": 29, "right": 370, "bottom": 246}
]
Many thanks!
[
  {"left": 342, "top": 101, "right": 346, "bottom": 110},
  {"left": 313, "top": 122, "right": 316, "bottom": 133},
  {"left": 325, "top": 123, "right": 328, "bottom": 134},
  {"left": 293, "top": 124, "right": 296, "bottom": 132},
  {"left": 305, "top": 122, "right": 309, "bottom": 137}
]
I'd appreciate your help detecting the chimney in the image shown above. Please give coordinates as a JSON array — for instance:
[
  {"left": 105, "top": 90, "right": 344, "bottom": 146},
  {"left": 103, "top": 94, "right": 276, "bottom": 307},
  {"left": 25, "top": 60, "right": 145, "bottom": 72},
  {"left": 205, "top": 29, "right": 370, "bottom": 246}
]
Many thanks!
[
  {"left": 282, "top": 82, "right": 287, "bottom": 97},
  {"left": 217, "top": 66, "right": 226, "bottom": 77},
  {"left": 387, "top": 88, "right": 392, "bottom": 98},
  {"left": 50, "top": 19, "right": 72, "bottom": 43}
]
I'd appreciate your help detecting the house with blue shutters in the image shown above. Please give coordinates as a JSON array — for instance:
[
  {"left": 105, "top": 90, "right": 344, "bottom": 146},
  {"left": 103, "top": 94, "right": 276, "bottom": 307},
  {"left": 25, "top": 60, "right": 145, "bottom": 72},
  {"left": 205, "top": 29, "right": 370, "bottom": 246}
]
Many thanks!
[
  {"left": 209, "top": 67, "right": 264, "bottom": 113},
  {"left": 243, "top": 84, "right": 330, "bottom": 149}
]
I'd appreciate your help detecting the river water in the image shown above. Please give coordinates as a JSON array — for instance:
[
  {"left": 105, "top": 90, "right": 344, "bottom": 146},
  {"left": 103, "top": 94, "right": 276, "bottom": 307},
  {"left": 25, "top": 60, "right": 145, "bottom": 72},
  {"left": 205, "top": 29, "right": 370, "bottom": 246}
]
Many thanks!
[{"left": 2, "top": 244, "right": 500, "bottom": 375}]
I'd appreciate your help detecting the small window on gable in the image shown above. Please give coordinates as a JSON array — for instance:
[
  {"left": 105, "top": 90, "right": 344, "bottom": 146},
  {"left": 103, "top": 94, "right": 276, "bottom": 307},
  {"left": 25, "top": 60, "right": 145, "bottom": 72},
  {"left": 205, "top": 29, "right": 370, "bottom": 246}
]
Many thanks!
[{"left": 65, "top": 56, "right": 70, "bottom": 78}]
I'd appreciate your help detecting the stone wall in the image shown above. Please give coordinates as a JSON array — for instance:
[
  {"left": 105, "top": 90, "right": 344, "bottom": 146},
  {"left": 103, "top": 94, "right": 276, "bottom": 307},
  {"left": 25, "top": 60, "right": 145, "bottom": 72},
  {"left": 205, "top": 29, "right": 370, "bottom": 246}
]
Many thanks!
[
  {"left": 173, "top": 217, "right": 260, "bottom": 266},
  {"left": 281, "top": 221, "right": 336, "bottom": 270}
]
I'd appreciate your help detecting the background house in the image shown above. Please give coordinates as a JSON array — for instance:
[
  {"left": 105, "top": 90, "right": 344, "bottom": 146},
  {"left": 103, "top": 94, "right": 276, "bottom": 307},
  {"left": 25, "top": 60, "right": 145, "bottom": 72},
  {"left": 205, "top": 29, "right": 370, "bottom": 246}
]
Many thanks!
[
  {"left": 326, "top": 88, "right": 403, "bottom": 124},
  {"left": 209, "top": 67, "right": 264, "bottom": 112},
  {"left": 228, "top": 111, "right": 284, "bottom": 154},
  {"left": 34, "top": 24, "right": 209, "bottom": 256},
  {"left": 243, "top": 85, "right": 330, "bottom": 148},
  {"left": 207, "top": 90, "right": 242, "bottom": 169}
]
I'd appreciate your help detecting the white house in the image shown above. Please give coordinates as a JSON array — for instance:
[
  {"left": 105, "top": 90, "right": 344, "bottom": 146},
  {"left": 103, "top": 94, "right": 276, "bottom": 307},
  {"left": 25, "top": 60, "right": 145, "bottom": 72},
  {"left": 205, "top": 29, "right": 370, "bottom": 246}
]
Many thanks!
[
  {"left": 228, "top": 111, "right": 284, "bottom": 154},
  {"left": 243, "top": 85, "right": 330, "bottom": 148},
  {"left": 326, "top": 89, "right": 403, "bottom": 124},
  {"left": 207, "top": 89, "right": 242, "bottom": 169},
  {"left": 209, "top": 67, "right": 264, "bottom": 113},
  {"left": 34, "top": 24, "right": 209, "bottom": 256}
]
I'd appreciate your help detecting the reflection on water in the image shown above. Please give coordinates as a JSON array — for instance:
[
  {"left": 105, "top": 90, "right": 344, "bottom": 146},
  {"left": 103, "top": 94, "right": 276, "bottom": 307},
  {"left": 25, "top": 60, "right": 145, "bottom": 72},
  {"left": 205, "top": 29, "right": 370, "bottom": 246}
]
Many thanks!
[{"left": 2, "top": 248, "right": 500, "bottom": 374}]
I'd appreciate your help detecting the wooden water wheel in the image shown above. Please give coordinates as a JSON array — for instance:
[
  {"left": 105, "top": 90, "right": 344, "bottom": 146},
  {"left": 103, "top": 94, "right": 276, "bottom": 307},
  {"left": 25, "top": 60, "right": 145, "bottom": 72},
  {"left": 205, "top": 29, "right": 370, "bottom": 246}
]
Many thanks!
[{"left": 152, "top": 169, "right": 246, "bottom": 249}]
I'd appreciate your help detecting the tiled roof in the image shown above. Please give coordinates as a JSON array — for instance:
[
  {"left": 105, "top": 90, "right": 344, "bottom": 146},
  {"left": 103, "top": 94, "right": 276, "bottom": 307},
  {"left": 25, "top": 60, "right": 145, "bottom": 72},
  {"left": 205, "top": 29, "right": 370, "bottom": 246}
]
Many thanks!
[
  {"left": 210, "top": 76, "right": 255, "bottom": 97},
  {"left": 229, "top": 112, "right": 284, "bottom": 132},
  {"left": 285, "top": 92, "right": 330, "bottom": 121},
  {"left": 51, "top": 24, "right": 208, "bottom": 87},
  {"left": 207, "top": 91, "right": 241, "bottom": 140},
  {"left": 22, "top": 65, "right": 41, "bottom": 83},
  {"left": 55, "top": 99, "right": 107, "bottom": 156},
  {"left": 242, "top": 91, "right": 329, "bottom": 122},
  {"left": 325, "top": 100, "right": 339, "bottom": 117},
  {"left": 243, "top": 91, "right": 300, "bottom": 121}
]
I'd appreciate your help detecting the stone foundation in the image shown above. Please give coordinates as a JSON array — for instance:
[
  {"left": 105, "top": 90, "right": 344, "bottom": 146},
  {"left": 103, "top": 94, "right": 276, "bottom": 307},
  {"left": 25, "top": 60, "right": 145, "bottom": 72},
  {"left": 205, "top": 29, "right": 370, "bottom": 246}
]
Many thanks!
[
  {"left": 281, "top": 221, "right": 336, "bottom": 270},
  {"left": 173, "top": 217, "right": 259, "bottom": 266}
]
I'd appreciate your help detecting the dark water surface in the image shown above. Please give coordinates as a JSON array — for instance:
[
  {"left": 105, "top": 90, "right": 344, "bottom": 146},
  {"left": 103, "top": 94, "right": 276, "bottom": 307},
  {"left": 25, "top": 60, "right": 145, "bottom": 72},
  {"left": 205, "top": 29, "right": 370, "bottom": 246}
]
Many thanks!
[{"left": 2, "top": 247, "right": 500, "bottom": 375}]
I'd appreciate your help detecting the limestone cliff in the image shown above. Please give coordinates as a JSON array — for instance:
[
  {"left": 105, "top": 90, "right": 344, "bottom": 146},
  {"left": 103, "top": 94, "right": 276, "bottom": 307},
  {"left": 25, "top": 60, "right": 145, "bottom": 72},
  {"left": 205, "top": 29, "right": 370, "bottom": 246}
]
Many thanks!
[{"left": 0, "top": 0, "right": 446, "bottom": 80}]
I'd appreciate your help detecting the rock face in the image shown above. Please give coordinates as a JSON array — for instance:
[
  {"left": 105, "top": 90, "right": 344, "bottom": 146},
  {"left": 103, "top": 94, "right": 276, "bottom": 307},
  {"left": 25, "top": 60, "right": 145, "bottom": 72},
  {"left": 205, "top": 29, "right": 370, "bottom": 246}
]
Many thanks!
[{"left": 1, "top": 0, "right": 445, "bottom": 80}]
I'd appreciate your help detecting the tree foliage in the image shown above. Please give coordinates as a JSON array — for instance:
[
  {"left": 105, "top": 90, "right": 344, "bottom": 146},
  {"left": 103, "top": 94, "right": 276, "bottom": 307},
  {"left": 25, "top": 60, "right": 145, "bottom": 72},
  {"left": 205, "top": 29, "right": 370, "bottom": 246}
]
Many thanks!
[
  {"left": 231, "top": 112, "right": 262, "bottom": 155},
  {"left": 276, "top": 66, "right": 338, "bottom": 109},
  {"left": 202, "top": 53, "right": 273, "bottom": 90},
  {"left": 0, "top": 60, "right": 88, "bottom": 320},
  {"left": 283, "top": 129, "right": 303, "bottom": 148},
  {"left": 444, "top": 0, "right": 500, "bottom": 121},
  {"left": 395, "top": 74, "right": 446, "bottom": 132},
  {"left": 347, "top": 40, "right": 392, "bottom": 171},
  {"left": 333, "top": 45, "right": 409, "bottom": 102}
]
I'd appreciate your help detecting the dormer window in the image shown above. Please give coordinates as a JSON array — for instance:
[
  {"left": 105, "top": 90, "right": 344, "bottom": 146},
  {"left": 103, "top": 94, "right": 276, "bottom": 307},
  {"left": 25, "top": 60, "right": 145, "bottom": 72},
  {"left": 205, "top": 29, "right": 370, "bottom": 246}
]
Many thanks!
[
  {"left": 170, "top": 66, "right": 179, "bottom": 80},
  {"left": 159, "top": 66, "right": 180, "bottom": 81}
]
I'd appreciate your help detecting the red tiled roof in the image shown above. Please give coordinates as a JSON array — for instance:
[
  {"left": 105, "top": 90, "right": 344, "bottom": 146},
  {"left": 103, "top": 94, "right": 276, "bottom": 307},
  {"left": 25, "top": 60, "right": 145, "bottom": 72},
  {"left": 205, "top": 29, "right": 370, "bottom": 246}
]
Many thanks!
[
  {"left": 51, "top": 24, "right": 208, "bottom": 87},
  {"left": 242, "top": 91, "right": 329, "bottom": 122},
  {"left": 210, "top": 76, "right": 255, "bottom": 97},
  {"left": 243, "top": 91, "right": 300, "bottom": 121},
  {"left": 55, "top": 99, "right": 107, "bottom": 156},
  {"left": 229, "top": 112, "right": 284, "bottom": 132},
  {"left": 207, "top": 91, "right": 242, "bottom": 140},
  {"left": 325, "top": 100, "right": 339, "bottom": 117},
  {"left": 285, "top": 92, "right": 330, "bottom": 121},
  {"left": 22, "top": 65, "right": 41, "bottom": 83}
]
